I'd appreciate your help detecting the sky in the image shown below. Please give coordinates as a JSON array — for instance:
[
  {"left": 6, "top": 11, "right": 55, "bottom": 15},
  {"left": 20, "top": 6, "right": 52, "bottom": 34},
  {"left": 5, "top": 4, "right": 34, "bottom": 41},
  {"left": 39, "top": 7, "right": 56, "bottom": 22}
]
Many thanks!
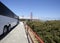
[{"left": 0, "top": 0, "right": 60, "bottom": 20}]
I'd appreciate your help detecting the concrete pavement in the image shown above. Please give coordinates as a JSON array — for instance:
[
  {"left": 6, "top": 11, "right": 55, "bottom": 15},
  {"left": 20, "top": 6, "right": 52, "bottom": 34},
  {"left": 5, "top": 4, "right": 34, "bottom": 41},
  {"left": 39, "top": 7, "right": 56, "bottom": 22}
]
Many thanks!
[{"left": 0, "top": 22, "right": 28, "bottom": 43}]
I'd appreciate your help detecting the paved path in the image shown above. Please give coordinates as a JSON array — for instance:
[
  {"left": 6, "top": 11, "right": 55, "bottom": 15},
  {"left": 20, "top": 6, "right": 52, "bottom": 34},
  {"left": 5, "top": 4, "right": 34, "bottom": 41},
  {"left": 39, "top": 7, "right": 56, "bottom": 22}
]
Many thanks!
[{"left": 0, "top": 22, "right": 28, "bottom": 43}]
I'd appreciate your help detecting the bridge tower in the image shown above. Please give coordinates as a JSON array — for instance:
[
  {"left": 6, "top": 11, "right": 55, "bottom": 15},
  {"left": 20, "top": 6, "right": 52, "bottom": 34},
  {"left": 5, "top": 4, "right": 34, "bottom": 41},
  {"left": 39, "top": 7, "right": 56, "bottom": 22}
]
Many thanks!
[{"left": 30, "top": 12, "right": 33, "bottom": 21}]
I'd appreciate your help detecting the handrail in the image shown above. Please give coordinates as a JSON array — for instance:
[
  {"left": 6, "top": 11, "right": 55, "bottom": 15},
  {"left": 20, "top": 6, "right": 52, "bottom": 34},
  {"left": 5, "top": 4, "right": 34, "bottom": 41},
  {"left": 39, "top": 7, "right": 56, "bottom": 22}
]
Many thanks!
[{"left": 27, "top": 25, "right": 44, "bottom": 43}]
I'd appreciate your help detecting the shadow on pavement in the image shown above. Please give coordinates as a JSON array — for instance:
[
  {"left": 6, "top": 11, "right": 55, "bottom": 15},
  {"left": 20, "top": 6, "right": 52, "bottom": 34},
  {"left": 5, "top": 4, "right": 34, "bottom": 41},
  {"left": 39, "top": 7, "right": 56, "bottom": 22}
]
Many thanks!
[{"left": 0, "top": 23, "right": 19, "bottom": 40}]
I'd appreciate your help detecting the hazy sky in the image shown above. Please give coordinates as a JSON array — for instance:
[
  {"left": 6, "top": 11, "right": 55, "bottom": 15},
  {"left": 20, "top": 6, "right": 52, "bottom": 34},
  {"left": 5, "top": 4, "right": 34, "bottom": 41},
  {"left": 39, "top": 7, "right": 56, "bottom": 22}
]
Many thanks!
[{"left": 0, "top": 0, "right": 60, "bottom": 20}]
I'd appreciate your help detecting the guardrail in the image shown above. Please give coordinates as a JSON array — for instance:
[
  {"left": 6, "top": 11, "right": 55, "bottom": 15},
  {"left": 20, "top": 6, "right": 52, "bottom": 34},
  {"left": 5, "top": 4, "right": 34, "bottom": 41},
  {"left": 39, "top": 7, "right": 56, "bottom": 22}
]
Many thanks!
[{"left": 27, "top": 25, "right": 44, "bottom": 43}]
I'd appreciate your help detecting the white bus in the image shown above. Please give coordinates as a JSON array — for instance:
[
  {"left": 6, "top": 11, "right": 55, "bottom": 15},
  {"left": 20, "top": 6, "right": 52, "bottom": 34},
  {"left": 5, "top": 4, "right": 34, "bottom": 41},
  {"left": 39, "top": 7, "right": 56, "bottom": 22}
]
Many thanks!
[{"left": 0, "top": 2, "right": 19, "bottom": 35}]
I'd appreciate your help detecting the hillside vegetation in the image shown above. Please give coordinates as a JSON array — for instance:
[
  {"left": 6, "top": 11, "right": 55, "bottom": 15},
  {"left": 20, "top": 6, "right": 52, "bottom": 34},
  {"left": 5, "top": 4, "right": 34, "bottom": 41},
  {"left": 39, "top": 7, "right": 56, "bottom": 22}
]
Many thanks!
[{"left": 27, "top": 20, "right": 60, "bottom": 43}]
